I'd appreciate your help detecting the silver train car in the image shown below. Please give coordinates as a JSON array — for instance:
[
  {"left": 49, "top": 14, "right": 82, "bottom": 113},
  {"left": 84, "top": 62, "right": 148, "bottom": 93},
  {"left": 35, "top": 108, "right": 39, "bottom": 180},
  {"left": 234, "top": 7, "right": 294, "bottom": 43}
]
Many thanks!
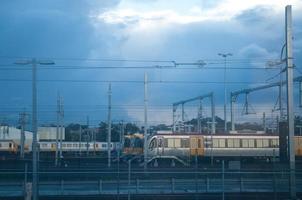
[{"left": 147, "top": 134, "right": 302, "bottom": 160}]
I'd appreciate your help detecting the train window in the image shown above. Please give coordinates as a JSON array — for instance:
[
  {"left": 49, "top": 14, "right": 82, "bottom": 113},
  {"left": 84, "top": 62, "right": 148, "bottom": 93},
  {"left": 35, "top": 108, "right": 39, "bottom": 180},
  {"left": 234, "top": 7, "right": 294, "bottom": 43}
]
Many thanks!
[
  {"left": 181, "top": 139, "right": 189, "bottom": 148},
  {"left": 191, "top": 139, "right": 198, "bottom": 149},
  {"left": 95, "top": 144, "right": 99, "bottom": 148},
  {"left": 174, "top": 139, "right": 181, "bottom": 148},
  {"left": 0, "top": 143, "right": 2, "bottom": 148},
  {"left": 234, "top": 139, "right": 240, "bottom": 148},
  {"left": 149, "top": 138, "right": 157, "bottom": 150},
  {"left": 102, "top": 144, "right": 107, "bottom": 148},
  {"left": 213, "top": 139, "right": 219, "bottom": 148},
  {"left": 219, "top": 139, "right": 225, "bottom": 148},
  {"left": 248, "top": 139, "right": 255, "bottom": 148},
  {"left": 168, "top": 139, "right": 174, "bottom": 148},
  {"left": 164, "top": 139, "right": 169, "bottom": 148},
  {"left": 227, "top": 139, "right": 234, "bottom": 148},
  {"left": 263, "top": 139, "right": 269, "bottom": 148},
  {"left": 158, "top": 139, "right": 163, "bottom": 147},
  {"left": 271, "top": 139, "right": 279, "bottom": 147},
  {"left": 9, "top": 143, "right": 12, "bottom": 148},
  {"left": 242, "top": 139, "right": 248, "bottom": 148},
  {"left": 256, "top": 139, "right": 263, "bottom": 148},
  {"left": 198, "top": 138, "right": 202, "bottom": 148}
]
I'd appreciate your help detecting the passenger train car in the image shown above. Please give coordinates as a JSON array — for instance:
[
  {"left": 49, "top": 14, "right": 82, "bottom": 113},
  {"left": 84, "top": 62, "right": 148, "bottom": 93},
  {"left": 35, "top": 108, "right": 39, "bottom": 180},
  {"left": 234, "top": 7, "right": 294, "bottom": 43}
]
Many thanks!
[
  {"left": 39, "top": 141, "right": 120, "bottom": 152},
  {"left": 147, "top": 133, "right": 302, "bottom": 161},
  {"left": 0, "top": 140, "right": 18, "bottom": 153}
]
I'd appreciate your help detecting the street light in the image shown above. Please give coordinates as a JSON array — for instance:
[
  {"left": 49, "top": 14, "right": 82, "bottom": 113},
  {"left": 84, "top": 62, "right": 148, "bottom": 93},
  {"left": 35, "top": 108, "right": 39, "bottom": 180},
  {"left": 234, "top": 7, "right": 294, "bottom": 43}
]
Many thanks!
[
  {"left": 15, "top": 58, "right": 55, "bottom": 200},
  {"left": 218, "top": 53, "right": 232, "bottom": 133}
]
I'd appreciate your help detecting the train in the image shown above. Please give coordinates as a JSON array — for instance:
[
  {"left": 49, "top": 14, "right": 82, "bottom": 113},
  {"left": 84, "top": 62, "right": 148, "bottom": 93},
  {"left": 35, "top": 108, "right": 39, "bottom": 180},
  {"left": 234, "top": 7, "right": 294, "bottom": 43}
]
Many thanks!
[
  {"left": 146, "top": 133, "right": 302, "bottom": 163},
  {"left": 0, "top": 140, "right": 121, "bottom": 156},
  {"left": 1, "top": 132, "right": 302, "bottom": 163}
]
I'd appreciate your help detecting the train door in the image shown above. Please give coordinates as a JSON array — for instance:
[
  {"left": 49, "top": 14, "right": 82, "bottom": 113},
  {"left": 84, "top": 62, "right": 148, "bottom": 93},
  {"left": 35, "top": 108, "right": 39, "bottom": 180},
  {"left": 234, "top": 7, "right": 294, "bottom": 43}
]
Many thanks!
[
  {"left": 190, "top": 136, "right": 204, "bottom": 156},
  {"left": 157, "top": 136, "right": 164, "bottom": 156}
]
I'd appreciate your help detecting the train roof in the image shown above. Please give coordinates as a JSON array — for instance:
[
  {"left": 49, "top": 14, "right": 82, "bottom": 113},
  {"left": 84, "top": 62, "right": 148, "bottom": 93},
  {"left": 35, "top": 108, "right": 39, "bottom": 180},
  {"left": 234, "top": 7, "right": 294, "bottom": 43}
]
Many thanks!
[{"left": 152, "top": 132, "right": 279, "bottom": 137}]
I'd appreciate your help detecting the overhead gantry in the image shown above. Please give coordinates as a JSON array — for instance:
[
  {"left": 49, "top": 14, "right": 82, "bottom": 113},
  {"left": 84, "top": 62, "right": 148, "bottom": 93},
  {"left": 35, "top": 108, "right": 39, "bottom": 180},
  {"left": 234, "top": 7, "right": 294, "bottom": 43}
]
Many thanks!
[
  {"left": 172, "top": 92, "right": 215, "bottom": 134},
  {"left": 230, "top": 75, "right": 302, "bottom": 131}
]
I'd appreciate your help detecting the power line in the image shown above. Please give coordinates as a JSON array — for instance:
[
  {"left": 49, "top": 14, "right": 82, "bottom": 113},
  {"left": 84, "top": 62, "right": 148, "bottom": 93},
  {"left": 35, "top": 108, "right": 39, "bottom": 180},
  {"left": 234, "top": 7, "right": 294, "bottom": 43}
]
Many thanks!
[
  {"left": 0, "top": 64, "right": 287, "bottom": 70},
  {"left": 0, "top": 78, "right": 272, "bottom": 84}
]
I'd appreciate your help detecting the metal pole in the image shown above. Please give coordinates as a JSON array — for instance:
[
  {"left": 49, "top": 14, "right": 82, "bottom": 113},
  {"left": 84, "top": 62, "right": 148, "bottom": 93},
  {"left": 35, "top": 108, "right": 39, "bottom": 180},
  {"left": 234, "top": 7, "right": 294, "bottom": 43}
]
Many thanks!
[
  {"left": 230, "top": 95, "right": 235, "bottom": 131},
  {"left": 107, "top": 84, "right": 112, "bottom": 168},
  {"left": 121, "top": 121, "right": 125, "bottom": 150},
  {"left": 144, "top": 73, "right": 148, "bottom": 170},
  {"left": 222, "top": 160, "right": 225, "bottom": 200},
  {"left": 195, "top": 154, "right": 198, "bottom": 195},
  {"left": 244, "top": 93, "right": 249, "bottom": 114},
  {"left": 19, "top": 112, "right": 26, "bottom": 159},
  {"left": 128, "top": 160, "right": 131, "bottom": 200},
  {"left": 59, "top": 96, "right": 63, "bottom": 160},
  {"left": 211, "top": 93, "right": 216, "bottom": 134},
  {"left": 218, "top": 53, "right": 232, "bottom": 132},
  {"left": 86, "top": 116, "right": 89, "bottom": 156},
  {"left": 32, "top": 58, "right": 38, "bottom": 200},
  {"left": 224, "top": 57, "right": 227, "bottom": 133},
  {"left": 263, "top": 112, "right": 266, "bottom": 133},
  {"left": 198, "top": 100, "right": 202, "bottom": 133},
  {"left": 117, "top": 147, "right": 120, "bottom": 200},
  {"left": 172, "top": 105, "right": 176, "bottom": 132},
  {"left": 299, "top": 82, "right": 302, "bottom": 107},
  {"left": 55, "top": 93, "right": 60, "bottom": 166},
  {"left": 285, "top": 5, "right": 296, "bottom": 199},
  {"left": 79, "top": 126, "right": 82, "bottom": 156},
  {"left": 279, "top": 84, "right": 283, "bottom": 119}
]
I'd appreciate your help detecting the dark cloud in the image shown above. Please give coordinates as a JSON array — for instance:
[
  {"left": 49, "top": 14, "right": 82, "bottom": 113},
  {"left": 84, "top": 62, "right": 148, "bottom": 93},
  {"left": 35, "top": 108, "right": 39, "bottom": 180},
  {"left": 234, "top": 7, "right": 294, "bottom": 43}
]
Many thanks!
[{"left": 0, "top": 1, "right": 301, "bottom": 125}]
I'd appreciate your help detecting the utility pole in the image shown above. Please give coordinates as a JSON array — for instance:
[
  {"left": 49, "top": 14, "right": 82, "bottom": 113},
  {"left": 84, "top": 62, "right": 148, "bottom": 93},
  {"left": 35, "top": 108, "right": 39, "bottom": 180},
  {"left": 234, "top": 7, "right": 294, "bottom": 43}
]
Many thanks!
[
  {"left": 86, "top": 116, "right": 90, "bottom": 156},
  {"left": 197, "top": 100, "right": 202, "bottom": 133},
  {"left": 285, "top": 5, "right": 296, "bottom": 199},
  {"left": 79, "top": 125, "right": 82, "bottom": 156},
  {"left": 211, "top": 93, "right": 216, "bottom": 134},
  {"left": 55, "top": 92, "right": 60, "bottom": 166},
  {"left": 120, "top": 121, "right": 125, "bottom": 150},
  {"left": 19, "top": 111, "right": 27, "bottom": 159},
  {"left": 144, "top": 73, "right": 148, "bottom": 170},
  {"left": 32, "top": 59, "right": 38, "bottom": 200},
  {"left": 218, "top": 53, "right": 232, "bottom": 133},
  {"left": 107, "top": 84, "right": 112, "bottom": 168},
  {"left": 56, "top": 93, "right": 64, "bottom": 163},
  {"left": 59, "top": 96, "right": 64, "bottom": 160},
  {"left": 15, "top": 58, "right": 54, "bottom": 200},
  {"left": 263, "top": 112, "right": 266, "bottom": 133}
]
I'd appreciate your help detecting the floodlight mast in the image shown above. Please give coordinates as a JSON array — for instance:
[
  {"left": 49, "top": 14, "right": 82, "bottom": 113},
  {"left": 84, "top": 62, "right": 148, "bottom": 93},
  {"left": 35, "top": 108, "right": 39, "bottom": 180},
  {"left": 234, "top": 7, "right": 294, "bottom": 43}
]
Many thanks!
[
  {"left": 218, "top": 53, "right": 232, "bottom": 133},
  {"left": 14, "top": 58, "right": 55, "bottom": 200}
]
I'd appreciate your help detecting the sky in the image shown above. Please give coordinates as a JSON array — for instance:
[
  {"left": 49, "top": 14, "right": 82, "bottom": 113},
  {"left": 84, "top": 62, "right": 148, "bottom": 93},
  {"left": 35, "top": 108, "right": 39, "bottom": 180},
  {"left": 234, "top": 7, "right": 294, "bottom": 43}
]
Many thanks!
[{"left": 0, "top": 0, "right": 302, "bottom": 128}]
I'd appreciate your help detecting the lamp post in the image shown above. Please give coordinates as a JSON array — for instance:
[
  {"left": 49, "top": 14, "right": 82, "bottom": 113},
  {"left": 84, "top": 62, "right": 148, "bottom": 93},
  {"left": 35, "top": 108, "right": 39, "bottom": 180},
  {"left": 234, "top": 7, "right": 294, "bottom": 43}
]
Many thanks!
[
  {"left": 218, "top": 53, "right": 232, "bottom": 133},
  {"left": 15, "top": 58, "right": 55, "bottom": 200}
]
